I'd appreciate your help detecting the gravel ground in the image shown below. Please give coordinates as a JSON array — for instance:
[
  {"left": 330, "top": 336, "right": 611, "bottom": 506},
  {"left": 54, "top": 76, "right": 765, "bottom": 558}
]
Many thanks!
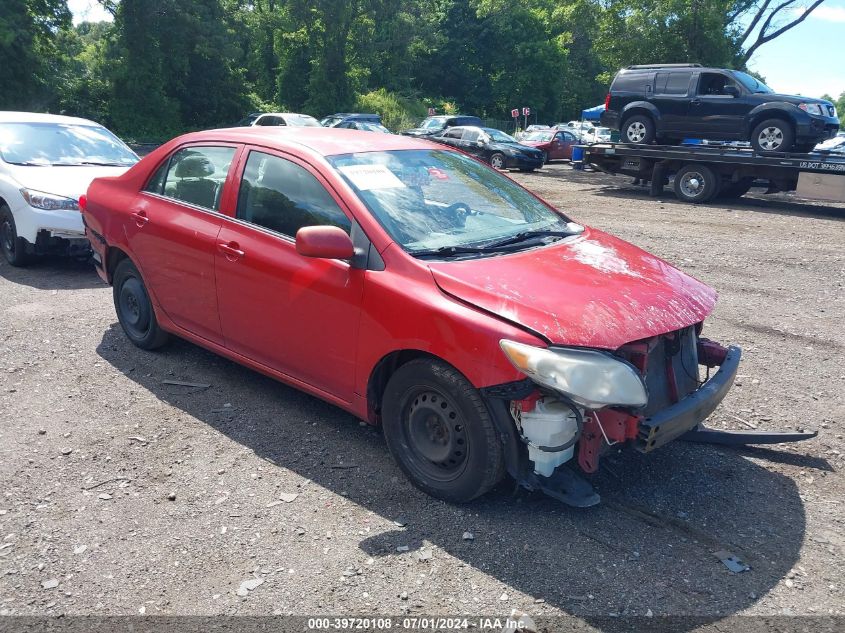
[{"left": 0, "top": 164, "right": 843, "bottom": 621}]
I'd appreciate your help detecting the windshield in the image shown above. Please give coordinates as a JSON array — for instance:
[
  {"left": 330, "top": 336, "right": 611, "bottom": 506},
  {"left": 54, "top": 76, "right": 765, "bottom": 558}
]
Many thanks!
[
  {"left": 329, "top": 149, "right": 571, "bottom": 255},
  {"left": 419, "top": 118, "right": 446, "bottom": 130},
  {"left": 732, "top": 71, "right": 773, "bottom": 94},
  {"left": 321, "top": 116, "right": 342, "bottom": 127},
  {"left": 485, "top": 129, "right": 516, "bottom": 143},
  {"left": 0, "top": 122, "right": 138, "bottom": 166},
  {"left": 523, "top": 131, "right": 554, "bottom": 141},
  {"left": 359, "top": 122, "right": 391, "bottom": 133},
  {"left": 288, "top": 115, "right": 321, "bottom": 127}
]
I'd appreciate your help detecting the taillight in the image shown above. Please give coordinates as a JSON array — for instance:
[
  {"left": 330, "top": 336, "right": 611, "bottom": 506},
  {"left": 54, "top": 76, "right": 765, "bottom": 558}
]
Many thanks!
[
  {"left": 604, "top": 93, "right": 611, "bottom": 110},
  {"left": 78, "top": 194, "right": 87, "bottom": 212}
]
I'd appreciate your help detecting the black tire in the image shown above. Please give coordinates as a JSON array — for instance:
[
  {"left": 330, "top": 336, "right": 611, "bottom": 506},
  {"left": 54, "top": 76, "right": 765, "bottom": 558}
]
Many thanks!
[
  {"left": 381, "top": 358, "right": 505, "bottom": 503},
  {"left": 489, "top": 153, "right": 506, "bottom": 170},
  {"left": 621, "top": 114, "right": 656, "bottom": 144},
  {"left": 540, "top": 151, "right": 548, "bottom": 165},
  {"left": 0, "top": 205, "right": 30, "bottom": 267},
  {"left": 719, "top": 178, "right": 754, "bottom": 199},
  {"left": 673, "top": 164, "right": 721, "bottom": 204},
  {"left": 751, "top": 118, "right": 795, "bottom": 153},
  {"left": 112, "top": 258, "right": 169, "bottom": 350}
]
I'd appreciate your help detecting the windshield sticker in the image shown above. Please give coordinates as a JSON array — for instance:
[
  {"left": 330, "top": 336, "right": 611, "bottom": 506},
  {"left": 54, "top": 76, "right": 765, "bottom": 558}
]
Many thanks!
[{"left": 338, "top": 164, "right": 405, "bottom": 190}]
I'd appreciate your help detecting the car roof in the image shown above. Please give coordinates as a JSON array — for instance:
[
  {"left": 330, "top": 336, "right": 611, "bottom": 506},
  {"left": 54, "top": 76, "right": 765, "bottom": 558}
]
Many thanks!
[
  {"left": 328, "top": 113, "right": 380, "bottom": 119},
  {"left": 257, "top": 112, "right": 316, "bottom": 118},
  {"left": 0, "top": 111, "right": 100, "bottom": 126},
  {"left": 176, "top": 127, "right": 441, "bottom": 156}
]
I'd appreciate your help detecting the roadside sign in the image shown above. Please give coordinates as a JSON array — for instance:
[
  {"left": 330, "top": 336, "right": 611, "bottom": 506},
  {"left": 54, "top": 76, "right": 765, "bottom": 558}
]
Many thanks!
[
  {"left": 522, "top": 107, "right": 530, "bottom": 116},
  {"left": 511, "top": 108, "right": 519, "bottom": 118},
  {"left": 428, "top": 107, "right": 436, "bottom": 115}
]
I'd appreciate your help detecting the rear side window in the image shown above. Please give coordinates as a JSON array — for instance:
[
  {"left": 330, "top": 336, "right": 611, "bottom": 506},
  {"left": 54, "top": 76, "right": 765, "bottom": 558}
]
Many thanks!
[
  {"left": 462, "top": 129, "right": 480, "bottom": 142},
  {"left": 236, "top": 151, "right": 351, "bottom": 238},
  {"left": 655, "top": 71, "right": 692, "bottom": 95},
  {"left": 611, "top": 72, "right": 650, "bottom": 93},
  {"left": 149, "top": 146, "right": 235, "bottom": 211}
]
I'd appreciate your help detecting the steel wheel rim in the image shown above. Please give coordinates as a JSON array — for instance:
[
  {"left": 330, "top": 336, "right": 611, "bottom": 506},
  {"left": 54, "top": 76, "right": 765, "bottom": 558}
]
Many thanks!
[
  {"left": 627, "top": 121, "right": 646, "bottom": 142},
  {"left": 491, "top": 155, "right": 504, "bottom": 169},
  {"left": 758, "top": 126, "right": 783, "bottom": 151},
  {"left": 0, "top": 219, "right": 14, "bottom": 257},
  {"left": 119, "top": 276, "right": 151, "bottom": 338},
  {"left": 401, "top": 389, "right": 469, "bottom": 482},
  {"left": 680, "top": 172, "right": 706, "bottom": 198}
]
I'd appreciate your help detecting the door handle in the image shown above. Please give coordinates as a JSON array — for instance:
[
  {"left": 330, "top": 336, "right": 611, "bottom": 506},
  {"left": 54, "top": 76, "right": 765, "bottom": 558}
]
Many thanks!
[
  {"left": 217, "top": 241, "right": 245, "bottom": 260},
  {"left": 691, "top": 98, "right": 701, "bottom": 106},
  {"left": 131, "top": 210, "right": 149, "bottom": 227}
]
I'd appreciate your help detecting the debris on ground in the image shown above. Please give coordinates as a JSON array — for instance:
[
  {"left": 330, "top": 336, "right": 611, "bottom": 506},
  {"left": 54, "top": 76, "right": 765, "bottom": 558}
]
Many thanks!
[
  {"left": 41, "top": 579, "right": 59, "bottom": 590},
  {"left": 714, "top": 550, "right": 751, "bottom": 573},
  {"left": 236, "top": 577, "right": 264, "bottom": 597},
  {"left": 162, "top": 380, "right": 211, "bottom": 388}
]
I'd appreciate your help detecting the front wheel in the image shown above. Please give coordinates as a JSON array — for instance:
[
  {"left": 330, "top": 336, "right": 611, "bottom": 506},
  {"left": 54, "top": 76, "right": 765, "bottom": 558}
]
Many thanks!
[
  {"left": 673, "top": 164, "right": 720, "bottom": 204},
  {"left": 489, "top": 153, "right": 506, "bottom": 170},
  {"left": 112, "top": 258, "right": 169, "bottom": 350},
  {"left": 0, "top": 205, "right": 30, "bottom": 267},
  {"left": 381, "top": 359, "right": 505, "bottom": 503},
  {"left": 751, "top": 119, "right": 795, "bottom": 153},
  {"left": 622, "top": 115, "right": 656, "bottom": 144}
]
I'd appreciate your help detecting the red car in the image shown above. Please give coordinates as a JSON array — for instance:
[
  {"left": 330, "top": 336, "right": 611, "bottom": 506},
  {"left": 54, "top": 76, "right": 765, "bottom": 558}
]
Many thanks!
[
  {"left": 519, "top": 128, "right": 578, "bottom": 162},
  {"left": 82, "top": 127, "right": 741, "bottom": 507}
]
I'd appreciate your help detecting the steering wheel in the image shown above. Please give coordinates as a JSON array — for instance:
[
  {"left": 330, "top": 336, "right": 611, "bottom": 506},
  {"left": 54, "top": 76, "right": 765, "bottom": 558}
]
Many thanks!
[{"left": 441, "top": 202, "right": 477, "bottom": 228}]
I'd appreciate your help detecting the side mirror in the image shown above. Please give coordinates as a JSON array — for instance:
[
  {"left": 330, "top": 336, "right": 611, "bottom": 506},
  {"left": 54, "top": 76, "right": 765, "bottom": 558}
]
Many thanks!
[
  {"left": 296, "top": 225, "right": 355, "bottom": 260},
  {"left": 724, "top": 85, "right": 739, "bottom": 97}
]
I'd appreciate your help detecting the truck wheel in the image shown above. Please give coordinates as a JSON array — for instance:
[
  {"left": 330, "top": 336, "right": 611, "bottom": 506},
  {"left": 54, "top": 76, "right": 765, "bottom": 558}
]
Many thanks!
[
  {"left": 719, "top": 178, "right": 754, "bottom": 199},
  {"left": 112, "top": 258, "right": 169, "bottom": 350},
  {"left": 751, "top": 119, "right": 795, "bottom": 153},
  {"left": 622, "top": 115, "right": 656, "bottom": 144},
  {"left": 673, "top": 164, "right": 720, "bottom": 203},
  {"left": 381, "top": 358, "right": 505, "bottom": 503},
  {"left": 0, "top": 205, "right": 30, "bottom": 267}
]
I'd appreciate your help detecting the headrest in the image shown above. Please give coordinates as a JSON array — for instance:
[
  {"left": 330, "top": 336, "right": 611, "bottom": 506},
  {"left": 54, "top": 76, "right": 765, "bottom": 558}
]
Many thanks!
[{"left": 174, "top": 155, "right": 215, "bottom": 178}]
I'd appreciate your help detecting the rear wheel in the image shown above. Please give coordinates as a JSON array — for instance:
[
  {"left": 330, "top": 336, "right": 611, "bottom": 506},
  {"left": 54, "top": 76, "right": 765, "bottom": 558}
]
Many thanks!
[
  {"left": 489, "top": 153, "right": 506, "bottom": 169},
  {"left": 751, "top": 119, "right": 795, "bottom": 153},
  {"left": 112, "top": 258, "right": 169, "bottom": 350},
  {"left": 0, "top": 205, "right": 30, "bottom": 267},
  {"left": 622, "top": 115, "right": 656, "bottom": 144},
  {"left": 673, "top": 164, "right": 720, "bottom": 204},
  {"left": 381, "top": 359, "right": 505, "bottom": 503}
]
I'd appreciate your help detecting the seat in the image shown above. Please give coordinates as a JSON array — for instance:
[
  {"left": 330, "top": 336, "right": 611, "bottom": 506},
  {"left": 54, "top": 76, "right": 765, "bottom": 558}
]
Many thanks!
[{"left": 173, "top": 155, "right": 218, "bottom": 209}]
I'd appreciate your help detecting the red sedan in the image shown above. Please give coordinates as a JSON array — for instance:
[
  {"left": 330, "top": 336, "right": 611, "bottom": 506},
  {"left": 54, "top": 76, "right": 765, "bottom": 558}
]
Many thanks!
[
  {"left": 519, "top": 128, "right": 578, "bottom": 162},
  {"left": 82, "top": 128, "right": 741, "bottom": 507}
]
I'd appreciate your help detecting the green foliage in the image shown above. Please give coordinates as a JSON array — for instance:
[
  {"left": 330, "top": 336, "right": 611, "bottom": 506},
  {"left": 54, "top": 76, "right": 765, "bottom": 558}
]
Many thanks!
[
  {"left": 5, "top": 0, "right": 839, "bottom": 139},
  {"left": 354, "top": 89, "right": 428, "bottom": 131}
]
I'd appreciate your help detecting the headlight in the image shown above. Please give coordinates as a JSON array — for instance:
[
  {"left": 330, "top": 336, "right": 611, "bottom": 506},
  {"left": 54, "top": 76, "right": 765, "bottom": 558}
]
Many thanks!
[
  {"left": 500, "top": 339, "right": 648, "bottom": 409},
  {"left": 20, "top": 189, "right": 80, "bottom": 211},
  {"left": 799, "top": 103, "right": 824, "bottom": 116}
]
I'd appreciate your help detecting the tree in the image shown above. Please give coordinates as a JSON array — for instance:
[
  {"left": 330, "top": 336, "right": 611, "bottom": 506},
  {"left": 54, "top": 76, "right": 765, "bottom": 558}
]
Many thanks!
[
  {"left": 732, "top": 0, "right": 827, "bottom": 64},
  {"left": 0, "top": 0, "right": 71, "bottom": 109}
]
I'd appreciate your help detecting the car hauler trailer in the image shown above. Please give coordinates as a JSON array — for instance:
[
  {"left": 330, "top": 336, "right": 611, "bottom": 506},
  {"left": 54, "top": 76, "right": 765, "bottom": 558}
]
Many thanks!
[{"left": 583, "top": 143, "right": 845, "bottom": 204}]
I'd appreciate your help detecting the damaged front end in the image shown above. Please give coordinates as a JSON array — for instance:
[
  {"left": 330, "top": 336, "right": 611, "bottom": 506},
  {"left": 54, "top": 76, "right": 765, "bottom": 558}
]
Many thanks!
[{"left": 483, "top": 325, "right": 814, "bottom": 507}]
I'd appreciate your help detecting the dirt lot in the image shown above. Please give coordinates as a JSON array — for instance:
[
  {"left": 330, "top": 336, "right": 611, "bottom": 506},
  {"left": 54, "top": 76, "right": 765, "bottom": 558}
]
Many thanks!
[{"left": 0, "top": 164, "right": 843, "bottom": 622}]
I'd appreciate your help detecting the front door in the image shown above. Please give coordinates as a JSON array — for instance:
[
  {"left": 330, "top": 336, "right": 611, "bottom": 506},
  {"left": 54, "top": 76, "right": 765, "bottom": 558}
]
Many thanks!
[
  {"left": 215, "top": 148, "right": 363, "bottom": 401},
  {"left": 128, "top": 144, "right": 239, "bottom": 345},
  {"left": 689, "top": 71, "right": 749, "bottom": 139},
  {"left": 551, "top": 131, "right": 576, "bottom": 159}
]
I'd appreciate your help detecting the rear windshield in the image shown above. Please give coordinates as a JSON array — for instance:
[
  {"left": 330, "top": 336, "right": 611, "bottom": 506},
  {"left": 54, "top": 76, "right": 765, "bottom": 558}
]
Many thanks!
[
  {"left": 0, "top": 122, "right": 138, "bottom": 166},
  {"left": 612, "top": 72, "right": 649, "bottom": 93}
]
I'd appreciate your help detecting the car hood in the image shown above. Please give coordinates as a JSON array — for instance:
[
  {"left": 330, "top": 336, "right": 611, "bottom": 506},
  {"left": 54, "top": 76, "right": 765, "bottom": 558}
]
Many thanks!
[
  {"left": 763, "top": 93, "right": 832, "bottom": 107},
  {"left": 494, "top": 142, "right": 543, "bottom": 154},
  {"left": 520, "top": 140, "right": 552, "bottom": 149},
  {"left": 402, "top": 128, "right": 438, "bottom": 137},
  {"left": 428, "top": 228, "right": 717, "bottom": 349},
  {"left": 5, "top": 164, "right": 132, "bottom": 200}
]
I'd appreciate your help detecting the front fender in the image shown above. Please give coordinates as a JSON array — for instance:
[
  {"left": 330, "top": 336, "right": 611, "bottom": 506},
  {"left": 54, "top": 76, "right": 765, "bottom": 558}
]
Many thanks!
[{"left": 746, "top": 102, "right": 801, "bottom": 134}]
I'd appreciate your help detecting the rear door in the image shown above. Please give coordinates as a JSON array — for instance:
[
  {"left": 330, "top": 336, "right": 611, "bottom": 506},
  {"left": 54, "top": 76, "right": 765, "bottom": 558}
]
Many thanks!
[
  {"left": 652, "top": 71, "right": 693, "bottom": 135},
  {"left": 129, "top": 144, "right": 239, "bottom": 344},
  {"left": 214, "top": 148, "right": 362, "bottom": 400}
]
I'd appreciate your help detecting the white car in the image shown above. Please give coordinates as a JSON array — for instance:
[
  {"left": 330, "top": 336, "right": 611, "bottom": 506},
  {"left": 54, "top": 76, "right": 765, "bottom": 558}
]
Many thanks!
[
  {"left": 248, "top": 112, "right": 322, "bottom": 127},
  {"left": 581, "top": 126, "right": 612, "bottom": 144},
  {"left": 0, "top": 112, "right": 138, "bottom": 266}
]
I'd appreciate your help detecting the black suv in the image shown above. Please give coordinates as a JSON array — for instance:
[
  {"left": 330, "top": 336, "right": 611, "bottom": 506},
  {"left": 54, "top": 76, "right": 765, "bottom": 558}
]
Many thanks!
[
  {"left": 601, "top": 64, "right": 839, "bottom": 153},
  {"left": 401, "top": 115, "right": 483, "bottom": 138}
]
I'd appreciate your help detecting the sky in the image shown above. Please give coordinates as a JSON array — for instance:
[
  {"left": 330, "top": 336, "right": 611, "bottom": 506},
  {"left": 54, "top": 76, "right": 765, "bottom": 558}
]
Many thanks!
[{"left": 68, "top": 0, "right": 845, "bottom": 100}]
